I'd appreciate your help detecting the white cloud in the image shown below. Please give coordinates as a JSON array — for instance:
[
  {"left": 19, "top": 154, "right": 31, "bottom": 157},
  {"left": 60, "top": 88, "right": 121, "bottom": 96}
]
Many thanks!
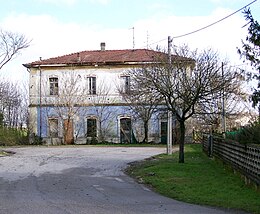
[
  {"left": 0, "top": 7, "right": 249, "bottom": 82},
  {"left": 33, "top": 0, "right": 110, "bottom": 5},
  {"left": 89, "top": 0, "right": 109, "bottom": 5},
  {"left": 34, "top": 0, "right": 77, "bottom": 6},
  {"left": 133, "top": 7, "right": 247, "bottom": 63}
]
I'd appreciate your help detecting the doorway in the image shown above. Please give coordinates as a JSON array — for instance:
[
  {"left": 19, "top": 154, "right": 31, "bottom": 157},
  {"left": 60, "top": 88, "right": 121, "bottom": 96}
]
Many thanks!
[
  {"left": 64, "top": 119, "right": 74, "bottom": 144},
  {"left": 160, "top": 121, "right": 167, "bottom": 144},
  {"left": 120, "top": 118, "right": 132, "bottom": 144}
]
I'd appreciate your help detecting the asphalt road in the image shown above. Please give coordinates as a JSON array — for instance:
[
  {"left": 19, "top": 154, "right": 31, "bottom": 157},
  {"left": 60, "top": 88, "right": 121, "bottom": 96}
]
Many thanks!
[{"left": 0, "top": 146, "right": 245, "bottom": 214}]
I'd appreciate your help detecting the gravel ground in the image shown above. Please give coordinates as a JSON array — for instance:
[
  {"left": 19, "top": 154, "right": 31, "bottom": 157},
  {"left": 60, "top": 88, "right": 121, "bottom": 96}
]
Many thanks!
[{"left": 0, "top": 146, "right": 246, "bottom": 214}]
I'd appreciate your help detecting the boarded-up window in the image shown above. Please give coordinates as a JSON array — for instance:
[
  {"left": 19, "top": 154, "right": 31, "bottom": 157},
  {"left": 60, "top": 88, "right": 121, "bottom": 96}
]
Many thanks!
[
  {"left": 87, "top": 118, "right": 97, "bottom": 137},
  {"left": 87, "top": 77, "right": 96, "bottom": 95},
  {"left": 49, "top": 77, "right": 59, "bottom": 95},
  {"left": 49, "top": 118, "right": 58, "bottom": 137}
]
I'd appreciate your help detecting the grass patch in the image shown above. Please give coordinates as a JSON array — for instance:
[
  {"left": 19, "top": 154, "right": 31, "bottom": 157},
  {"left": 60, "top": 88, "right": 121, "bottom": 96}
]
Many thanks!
[
  {"left": 0, "top": 150, "right": 7, "bottom": 156},
  {"left": 126, "top": 144, "right": 260, "bottom": 214},
  {"left": 0, "top": 150, "right": 15, "bottom": 156}
]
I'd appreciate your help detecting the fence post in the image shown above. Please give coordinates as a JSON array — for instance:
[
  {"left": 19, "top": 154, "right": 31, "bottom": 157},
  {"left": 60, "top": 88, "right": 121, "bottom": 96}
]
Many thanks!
[{"left": 208, "top": 134, "right": 213, "bottom": 157}]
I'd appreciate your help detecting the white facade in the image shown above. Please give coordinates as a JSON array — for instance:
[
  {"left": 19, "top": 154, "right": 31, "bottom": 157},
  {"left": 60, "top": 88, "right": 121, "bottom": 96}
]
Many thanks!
[
  {"left": 25, "top": 48, "right": 171, "bottom": 145},
  {"left": 28, "top": 65, "right": 165, "bottom": 144}
]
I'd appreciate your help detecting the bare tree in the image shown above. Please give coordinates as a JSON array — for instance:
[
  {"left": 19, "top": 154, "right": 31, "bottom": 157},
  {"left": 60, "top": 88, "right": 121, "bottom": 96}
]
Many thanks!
[
  {"left": 0, "top": 29, "right": 30, "bottom": 70},
  {"left": 0, "top": 80, "right": 21, "bottom": 127},
  {"left": 195, "top": 66, "right": 247, "bottom": 132},
  {"left": 130, "top": 46, "right": 236, "bottom": 163},
  {"left": 88, "top": 79, "right": 116, "bottom": 142},
  {"left": 42, "top": 71, "right": 88, "bottom": 144},
  {"left": 119, "top": 75, "right": 163, "bottom": 143}
]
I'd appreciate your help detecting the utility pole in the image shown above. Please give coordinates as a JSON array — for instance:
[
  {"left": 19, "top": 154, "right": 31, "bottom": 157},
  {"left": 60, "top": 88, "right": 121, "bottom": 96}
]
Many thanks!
[
  {"left": 221, "top": 62, "right": 226, "bottom": 139},
  {"left": 167, "top": 36, "right": 173, "bottom": 155},
  {"left": 132, "top": 27, "right": 135, "bottom": 49},
  {"left": 39, "top": 65, "right": 42, "bottom": 139}
]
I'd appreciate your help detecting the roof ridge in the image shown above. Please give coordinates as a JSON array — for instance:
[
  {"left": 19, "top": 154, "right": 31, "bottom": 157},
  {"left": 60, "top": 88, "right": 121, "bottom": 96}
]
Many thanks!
[
  {"left": 40, "top": 48, "right": 152, "bottom": 61},
  {"left": 23, "top": 48, "right": 171, "bottom": 68}
]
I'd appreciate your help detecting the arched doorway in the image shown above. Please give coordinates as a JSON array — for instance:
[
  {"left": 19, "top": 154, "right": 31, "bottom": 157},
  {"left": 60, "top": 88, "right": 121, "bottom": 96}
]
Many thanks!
[{"left": 120, "top": 117, "right": 132, "bottom": 144}]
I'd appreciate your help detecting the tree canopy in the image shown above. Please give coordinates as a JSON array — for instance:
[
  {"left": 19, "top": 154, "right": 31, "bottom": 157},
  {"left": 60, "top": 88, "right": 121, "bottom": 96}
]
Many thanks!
[
  {"left": 129, "top": 46, "right": 238, "bottom": 163},
  {"left": 238, "top": 8, "right": 260, "bottom": 115}
]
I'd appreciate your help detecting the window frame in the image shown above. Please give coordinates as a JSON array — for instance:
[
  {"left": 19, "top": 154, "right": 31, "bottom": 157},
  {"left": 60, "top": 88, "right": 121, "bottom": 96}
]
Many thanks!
[
  {"left": 120, "top": 75, "right": 130, "bottom": 94},
  {"left": 87, "top": 76, "right": 97, "bottom": 95},
  {"left": 49, "top": 77, "right": 59, "bottom": 96},
  {"left": 48, "top": 118, "right": 59, "bottom": 137},
  {"left": 86, "top": 117, "right": 97, "bottom": 138}
]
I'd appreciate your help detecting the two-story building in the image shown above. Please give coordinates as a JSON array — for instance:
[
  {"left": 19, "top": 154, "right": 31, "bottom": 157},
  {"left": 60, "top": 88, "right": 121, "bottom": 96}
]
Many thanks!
[{"left": 23, "top": 43, "right": 178, "bottom": 145}]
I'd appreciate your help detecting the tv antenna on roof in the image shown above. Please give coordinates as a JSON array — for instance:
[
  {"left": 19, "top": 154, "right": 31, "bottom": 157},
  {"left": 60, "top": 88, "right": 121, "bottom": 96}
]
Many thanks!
[
  {"left": 146, "top": 30, "right": 149, "bottom": 49},
  {"left": 131, "top": 27, "right": 135, "bottom": 49}
]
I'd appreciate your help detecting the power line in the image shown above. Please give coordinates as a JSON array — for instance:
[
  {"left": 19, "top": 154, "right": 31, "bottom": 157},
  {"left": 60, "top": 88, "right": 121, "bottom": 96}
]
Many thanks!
[
  {"left": 172, "top": 0, "right": 257, "bottom": 39},
  {"left": 93, "top": 0, "right": 257, "bottom": 61},
  {"left": 141, "top": 0, "right": 257, "bottom": 49}
]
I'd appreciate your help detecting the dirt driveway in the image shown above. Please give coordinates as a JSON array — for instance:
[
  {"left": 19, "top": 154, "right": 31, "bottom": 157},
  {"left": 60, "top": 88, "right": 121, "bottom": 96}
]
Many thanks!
[{"left": 0, "top": 146, "right": 241, "bottom": 214}]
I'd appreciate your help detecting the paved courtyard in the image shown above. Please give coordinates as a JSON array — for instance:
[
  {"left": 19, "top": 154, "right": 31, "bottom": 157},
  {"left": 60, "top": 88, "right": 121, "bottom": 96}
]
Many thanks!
[{"left": 0, "top": 146, "right": 244, "bottom": 214}]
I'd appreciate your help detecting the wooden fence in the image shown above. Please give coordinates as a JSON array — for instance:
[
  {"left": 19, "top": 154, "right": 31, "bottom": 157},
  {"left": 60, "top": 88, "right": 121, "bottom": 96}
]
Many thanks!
[{"left": 202, "top": 135, "right": 260, "bottom": 187}]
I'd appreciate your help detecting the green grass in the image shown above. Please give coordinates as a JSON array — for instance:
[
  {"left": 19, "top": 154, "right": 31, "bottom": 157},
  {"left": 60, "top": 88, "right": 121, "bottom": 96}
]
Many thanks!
[
  {"left": 0, "top": 127, "right": 29, "bottom": 146},
  {"left": 0, "top": 151, "right": 7, "bottom": 156},
  {"left": 126, "top": 144, "right": 260, "bottom": 214}
]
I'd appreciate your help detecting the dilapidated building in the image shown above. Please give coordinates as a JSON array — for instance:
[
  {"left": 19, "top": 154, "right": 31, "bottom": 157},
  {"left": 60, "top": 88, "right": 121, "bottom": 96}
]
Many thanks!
[{"left": 24, "top": 44, "right": 180, "bottom": 145}]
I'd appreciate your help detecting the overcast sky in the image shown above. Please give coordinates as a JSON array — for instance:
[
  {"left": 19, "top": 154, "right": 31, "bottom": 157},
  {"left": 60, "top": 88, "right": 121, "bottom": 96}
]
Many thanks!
[{"left": 0, "top": 0, "right": 259, "bottom": 82}]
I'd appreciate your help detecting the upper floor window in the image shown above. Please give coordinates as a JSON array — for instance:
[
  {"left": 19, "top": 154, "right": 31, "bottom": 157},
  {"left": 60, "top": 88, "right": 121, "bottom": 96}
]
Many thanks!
[
  {"left": 49, "top": 77, "right": 59, "bottom": 95},
  {"left": 87, "top": 76, "right": 96, "bottom": 95},
  {"left": 121, "top": 75, "right": 130, "bottom": 94}
]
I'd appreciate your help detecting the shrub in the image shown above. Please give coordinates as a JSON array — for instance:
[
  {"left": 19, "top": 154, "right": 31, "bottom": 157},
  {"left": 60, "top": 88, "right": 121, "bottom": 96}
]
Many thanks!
[
  {"left": 0, "top": 127, "right": 29, "bottom": 146},
  {"left": 226, "top": 122, "right": 260, "bottom": 145}
]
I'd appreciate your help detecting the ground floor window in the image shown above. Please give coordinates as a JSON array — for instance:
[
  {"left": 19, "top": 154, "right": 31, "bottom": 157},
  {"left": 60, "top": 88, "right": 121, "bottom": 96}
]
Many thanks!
[
  {"left": 48, "top": 118, "right": 58, "bottom": 137},
  {"left": 86, "top": 117, "right": 97, "bottom": 137}
]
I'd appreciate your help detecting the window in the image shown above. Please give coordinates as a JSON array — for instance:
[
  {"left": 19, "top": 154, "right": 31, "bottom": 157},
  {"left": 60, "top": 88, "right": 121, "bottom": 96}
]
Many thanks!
[
  {"left": 86, "top": 118, "right": 97, "bottom": 137},
  {"left": 121, "top": 76, "right": 130, "bottom": 94},
  {"left": 49, "top": 77, "right": 59, "bottom": 95},
  {"left": 49, "top": 118, "right": 58, "bottom": 137},
  {"left": 87, "top": 77, "right": 96, "bottom": 95}
]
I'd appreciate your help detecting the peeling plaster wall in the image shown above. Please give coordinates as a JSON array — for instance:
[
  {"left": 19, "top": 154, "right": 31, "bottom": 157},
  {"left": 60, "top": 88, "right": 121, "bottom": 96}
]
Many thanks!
[{"left": 28, "top": 65, "right": 165, "bottom": 144}]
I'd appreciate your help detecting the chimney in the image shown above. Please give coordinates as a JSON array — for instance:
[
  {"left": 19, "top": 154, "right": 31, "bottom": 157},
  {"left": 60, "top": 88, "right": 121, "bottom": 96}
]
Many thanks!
[
  {"left": 77, "top": 52, "right": 81, "bottom": 62},
  {"left": 100, "top": 42, "right": 106, "bottom": 51}
]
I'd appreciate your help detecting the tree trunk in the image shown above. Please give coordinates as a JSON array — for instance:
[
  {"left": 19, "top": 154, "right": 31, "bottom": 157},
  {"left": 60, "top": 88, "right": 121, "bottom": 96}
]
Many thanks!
[
  {"left": 143, "top": 121, "right": 148, "bottom": 143},
  {"left": 99, "top": 120, "right": 104, "bottom": 142},
  {"left": 179, "top": 120, "right": 185, "bottom": 163}
]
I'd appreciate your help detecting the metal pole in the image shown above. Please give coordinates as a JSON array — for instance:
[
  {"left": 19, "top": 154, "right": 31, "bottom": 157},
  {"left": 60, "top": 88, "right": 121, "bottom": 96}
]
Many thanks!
[
  {"left": 39, "top": 66, "right": 42, "bottom": 138},
  {"left": 167, "top": 111, "right": 173, "bottom": 155},
  {"left": 167, "top": 36, "right": 173, "bottom": 155},
  {"left": 221, "top": 62, "right": 226, "bottom": 139}
]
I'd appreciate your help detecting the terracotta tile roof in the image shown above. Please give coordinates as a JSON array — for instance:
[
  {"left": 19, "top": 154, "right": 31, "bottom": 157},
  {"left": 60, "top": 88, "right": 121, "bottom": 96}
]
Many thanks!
[{"left": 23, "top": 49, "right": 190, "bottom": 68}]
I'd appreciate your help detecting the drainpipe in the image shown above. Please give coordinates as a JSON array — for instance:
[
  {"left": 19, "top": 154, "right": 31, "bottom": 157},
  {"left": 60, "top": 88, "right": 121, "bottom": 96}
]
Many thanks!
[{"left": 39, "top": 66, "right": 42, "bottom": 138}]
